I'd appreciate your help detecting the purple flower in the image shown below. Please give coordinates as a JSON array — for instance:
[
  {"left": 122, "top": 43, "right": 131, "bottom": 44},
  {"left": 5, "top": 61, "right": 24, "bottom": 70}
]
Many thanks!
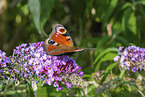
[
  {"left": 54, "top": 81, "right": 59, "bottom": 87},
  {"left": 0, "top": 50, "right": 11, "bottom": 68},
  {"left": 1, "top": 62, "right": 6, "bottom": 67},
  {"left": 66, "top": 82, "right": 73, "bottom": 88},
  {"left": 114, "top": 45, "right": 145, "bottom": 72},
  {"left": 79, "top": 71, "right": 84, "bottom": 76},
  {"left": 118, "top": 47, "right": 124, "bottom": 52},
  {"left": 0, "top": 50, "right": 11, "bottom": 80},
  {"left": 56, "top": 87, "right": 63, "bottom": 91},
  {"left": 7, "top": 41, "right": 85, "bottom": 91}
]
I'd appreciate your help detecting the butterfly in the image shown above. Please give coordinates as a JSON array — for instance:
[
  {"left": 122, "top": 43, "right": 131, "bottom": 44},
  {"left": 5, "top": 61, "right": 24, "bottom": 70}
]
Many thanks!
[{"left": 42, "top": 24, "right": 84, "bottom": 56}]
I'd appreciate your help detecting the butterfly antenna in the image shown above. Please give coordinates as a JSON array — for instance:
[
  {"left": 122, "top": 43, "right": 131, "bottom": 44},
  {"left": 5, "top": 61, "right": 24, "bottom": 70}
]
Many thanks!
[{"left": 82, "top": 48, "right": 97, "bottom": 50}]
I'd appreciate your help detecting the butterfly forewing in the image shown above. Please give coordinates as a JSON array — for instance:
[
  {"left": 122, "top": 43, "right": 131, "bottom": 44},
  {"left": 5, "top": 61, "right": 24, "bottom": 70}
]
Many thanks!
[{"left": 49, "top": 24, "right": 73, "bottom": 46}]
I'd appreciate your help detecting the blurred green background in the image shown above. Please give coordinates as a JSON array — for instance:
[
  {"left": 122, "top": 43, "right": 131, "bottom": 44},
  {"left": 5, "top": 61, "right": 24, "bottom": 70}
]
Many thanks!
[
  {"left": 1, "top": 0, "right": 145, "bottom": 71},
  {"left": 0, "top": 0, "right": 145, "bottom": 96}
]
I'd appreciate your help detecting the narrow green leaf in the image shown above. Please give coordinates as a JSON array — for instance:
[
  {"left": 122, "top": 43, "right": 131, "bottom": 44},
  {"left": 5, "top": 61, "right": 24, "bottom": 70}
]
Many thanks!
[
  {"left": 103, "top": 0, "right": 118, "bottom": 22},
  {"left": 87, "top": 85, "right": 97, "bottom": 94},
  {"left": 121, "top": 7, "right": 132, "bottom": 34},
  {"left": 137, "top": 7, "right": 145, "bottom": 19},
  {"left": 28, "top": 0, "right": 41, "bottom": 33},
  {"left": 105, "top": 62, "right": 118, "bottom": 73},
  {"left": 95, "top": 53, "right": 117, "bottom": 72},
  {"left": 100, "top": 62, "right": 118, "bottom": 84},
  {"left": 106, "top": 90, "right": 111, "bottom": 97},
  {"left": 136, "top": 1, "right": 145, "bottom": 5},
  {"left": 94, "top": 47, "right": 118, "bottom": 64},
  {"left": 103, "top": 0, "right": 118, "bottom": 30},
  {"left": 109, "top": 78, "right": 145, "bottom": 96},
  {"left": 128, "top": 12, "right": 137, "bottom": 35},
  {"left": 116, "top": 36, "right": 129, "bottom": 46},
  {"left": 121, "top": 2, "right": 131, "bottom": 10},
  {"left": 101, "top": 71, "right": 110, "bottom": 84},
  {"left": 40, "top": 0, "right": 55, "bottom": 28}
]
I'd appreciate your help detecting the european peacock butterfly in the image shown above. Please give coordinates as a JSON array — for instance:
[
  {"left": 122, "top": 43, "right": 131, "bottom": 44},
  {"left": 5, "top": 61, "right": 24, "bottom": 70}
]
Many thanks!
[{"left": 43, "top": 24, "right": 84, "bottom": 55}]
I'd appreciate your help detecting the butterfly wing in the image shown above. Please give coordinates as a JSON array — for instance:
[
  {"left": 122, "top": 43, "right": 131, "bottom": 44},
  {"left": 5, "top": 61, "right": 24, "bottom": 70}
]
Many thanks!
[
  {"left": 49, "top": 24, "right": 73, "bottom": 46},
  {"left": 43, "top": 24, "right": 84, "bottom": 55},
  {"left": 43, "top": 38, "right": 84, "bottom": 55}
]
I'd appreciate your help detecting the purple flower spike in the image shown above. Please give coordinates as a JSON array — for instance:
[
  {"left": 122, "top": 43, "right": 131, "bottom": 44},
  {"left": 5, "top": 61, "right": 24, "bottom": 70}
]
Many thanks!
[
  {"left": 0, "top": 50, "right": 11, "bottom": 68},
  {"left": 114, "top": 45, "right": 145, "bottom": 73},
  {"left": 5, "top": 41, "right": 85, "bottom": 91},
  {"left": 0, "top": 50, "right": 11, "bottom": 79}
]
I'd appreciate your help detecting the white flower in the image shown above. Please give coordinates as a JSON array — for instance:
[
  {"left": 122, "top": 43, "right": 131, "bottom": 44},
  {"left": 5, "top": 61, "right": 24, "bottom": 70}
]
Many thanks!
[
  {"left": 125, "top": 61, "right": 130, "bottom": 67},
  {"left": 114, "top": 56, "right": 120, "bottom": 62}
]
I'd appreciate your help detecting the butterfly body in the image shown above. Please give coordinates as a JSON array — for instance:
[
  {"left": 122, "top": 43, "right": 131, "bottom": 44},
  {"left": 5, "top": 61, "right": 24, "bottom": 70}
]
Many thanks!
[{"left": 43, "top": 24, "right": 84, "bottom": 56}]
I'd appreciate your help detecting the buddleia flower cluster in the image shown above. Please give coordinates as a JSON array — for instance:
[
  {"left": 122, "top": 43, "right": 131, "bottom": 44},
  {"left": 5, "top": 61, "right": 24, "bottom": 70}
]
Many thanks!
[
  {"left": 114, "top": 46, "right": 145, "bottom": 72},
  {"left": 0, "top": 50, "right": 11, "bottom": 68},
  {"left": 2, "top": 41, "right": 85, "bottom": 91},
  {"left": 62, "top": 73, "right": 88, "bottom": 88},
  {"left": 0, "top": 50, "right": 11, "bottom": 79}
]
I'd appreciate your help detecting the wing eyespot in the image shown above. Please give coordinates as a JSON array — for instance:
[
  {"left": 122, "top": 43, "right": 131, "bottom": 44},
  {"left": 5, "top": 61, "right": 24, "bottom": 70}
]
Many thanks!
[
  {"left": 48, "top": 39, "right": 55, "bottom": 45},
  {"left": 59, "top": 28, "right": 65, "bottom": 33}
]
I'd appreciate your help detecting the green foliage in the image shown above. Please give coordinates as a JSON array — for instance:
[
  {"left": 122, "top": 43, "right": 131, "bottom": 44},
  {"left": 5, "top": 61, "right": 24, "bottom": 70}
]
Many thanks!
[{"left": 1, "top": 0, "right": 145, "bottom": 96}]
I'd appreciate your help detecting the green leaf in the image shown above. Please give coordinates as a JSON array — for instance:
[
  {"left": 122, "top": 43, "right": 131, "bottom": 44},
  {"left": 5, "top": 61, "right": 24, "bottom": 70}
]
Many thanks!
[
  {"left": 104, "top": 0, "right": 118, "bottom": 21},
  {"left": 128, "top": 12, "right": 137, "bottom": 35},
  {"left": 121, "top": 2, "right": 131, "bottom": 10},
  {"left": 109, "top": 78, "right": 145, "bottom": 96},
  {"left": 28, "top": 0, "right": 55, "bottom": 36},
  {"left": 87, "top": 85, "right": 97, "bottom": 94},
  {"left": 137, "top": 6, "right": 145, "bottom": 19},
  {"left": 101, "top": 71, "right": 110, "bottom": 84},
  {"left": 94, "top": 47, "right": 118, "bottom": 64},
  {"left": 116, "top": 36, "right": 129, "bottom": 46},
  {"left": 136, "top": 1, "right": 145, "bottom": 5},
  {"left": 103, "top": 0, "right": 118, "bottom": 30},
  {"left": 111, "top": 79, "right": 145, "bottom": 96},
  {"left": 121, "top": 7, "right": 132, "bottom": 34},
  {"left": 95, "top": 52, "right": 117, "bottom": 72},
  {"left": 105, "top": 62, "right": 119, "bottom": 73},
  {"left": 28, "top": 0, "right": 41, "bottom": 33},
  {"left": 39, "top": 0, "right": 55, "bottom": 29},
  {"left": 106, "top": 90, "right": 111, "bottom": 97},
  {"left": 100, "top": 62, "right": 118, "bottom": 84}
]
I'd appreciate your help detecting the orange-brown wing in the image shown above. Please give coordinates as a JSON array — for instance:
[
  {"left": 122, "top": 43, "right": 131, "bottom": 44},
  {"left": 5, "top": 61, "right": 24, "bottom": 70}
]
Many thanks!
[
  {"left": 49, "top": 24, "right": 73, "bottom": 46},
  {"left": 42, "top": 38, "right": 84, "bottom": 55},
  {"left": 50, "top": 48, "right": 84, "bottom": 55}
]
